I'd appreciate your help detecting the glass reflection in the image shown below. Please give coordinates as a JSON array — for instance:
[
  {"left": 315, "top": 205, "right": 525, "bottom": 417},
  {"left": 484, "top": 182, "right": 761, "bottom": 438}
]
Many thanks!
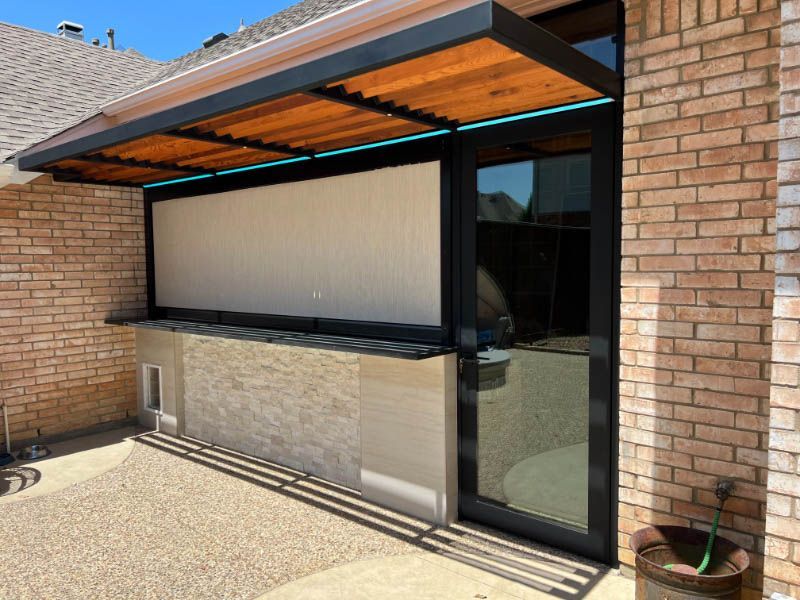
[{"left": 475, "top": 132, "right": 591, "bottom": 530}]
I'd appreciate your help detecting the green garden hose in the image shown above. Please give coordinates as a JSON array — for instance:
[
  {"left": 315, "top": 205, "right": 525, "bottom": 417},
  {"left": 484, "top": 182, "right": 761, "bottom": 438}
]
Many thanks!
[
  {"left": 695, "top": 505, "right": 721, "bottom": 574},
  {"left": 664, "top": 481, "right": 732, "bottom": 574}
]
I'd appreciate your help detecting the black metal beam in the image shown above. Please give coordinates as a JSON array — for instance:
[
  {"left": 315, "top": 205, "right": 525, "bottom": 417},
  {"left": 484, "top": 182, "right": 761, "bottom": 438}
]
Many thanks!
[
  {"left": 162, "top": 128, "right": 311, "bottom": 157},
  {"left": 75, "top": 154, "right": 213, "bottom": 175},
  {"left": 307, "top": 85, "right": 457, "bottom": 130}
]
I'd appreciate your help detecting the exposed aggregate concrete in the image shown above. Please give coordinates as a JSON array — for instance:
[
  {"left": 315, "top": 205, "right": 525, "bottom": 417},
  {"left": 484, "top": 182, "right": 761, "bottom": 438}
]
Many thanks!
[{"left": 1, "top": 431, "right": 619, "bottom": 600}]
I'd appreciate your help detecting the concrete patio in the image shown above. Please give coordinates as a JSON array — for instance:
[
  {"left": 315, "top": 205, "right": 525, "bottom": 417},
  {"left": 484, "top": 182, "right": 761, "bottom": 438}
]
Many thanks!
[{"left": 0, "top": 428, "right": 633, "bottom": 599}]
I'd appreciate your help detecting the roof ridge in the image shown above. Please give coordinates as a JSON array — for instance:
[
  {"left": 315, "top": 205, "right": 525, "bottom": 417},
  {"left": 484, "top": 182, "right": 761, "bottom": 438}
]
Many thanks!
[{"left": 0, "top": 20, "right": 160, "bottom": 65}]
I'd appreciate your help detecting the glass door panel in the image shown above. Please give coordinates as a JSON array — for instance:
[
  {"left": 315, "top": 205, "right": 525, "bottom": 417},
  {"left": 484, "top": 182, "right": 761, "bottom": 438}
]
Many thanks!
[{"left": 475, "top": 133, "right": 591, "bottom": 531}]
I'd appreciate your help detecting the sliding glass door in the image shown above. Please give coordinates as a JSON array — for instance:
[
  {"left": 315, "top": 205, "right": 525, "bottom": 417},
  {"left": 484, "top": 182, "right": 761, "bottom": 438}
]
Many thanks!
[{"left": 458, "top": 103, "right": 616, "bottom": 562}]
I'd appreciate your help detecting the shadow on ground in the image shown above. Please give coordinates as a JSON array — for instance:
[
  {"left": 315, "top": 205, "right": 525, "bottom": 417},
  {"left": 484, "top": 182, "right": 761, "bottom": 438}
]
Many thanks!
[
  {"left": 137, "top": 431, "right": 609, "bottom": 599},
  {"left": 0, "top": 466, "right": 40, "bottom": 497}
]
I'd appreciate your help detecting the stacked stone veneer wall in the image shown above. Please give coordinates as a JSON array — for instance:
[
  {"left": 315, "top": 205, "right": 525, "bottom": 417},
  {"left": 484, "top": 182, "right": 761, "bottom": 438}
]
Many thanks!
[
  {"left": 621, "top": 1, "right": 780, "bottom": 596},
  {"left": 763, "top": 1, "right": 800, "bottom": 597},
  {"left": 0, "top": 174, "right": 144, "bottom": 443},
  {"left": 182, "top": 335, "right": 361, "bottom": 489}
]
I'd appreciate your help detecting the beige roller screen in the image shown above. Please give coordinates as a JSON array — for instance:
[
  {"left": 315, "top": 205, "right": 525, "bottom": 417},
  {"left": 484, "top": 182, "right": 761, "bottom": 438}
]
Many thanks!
[{"left": 152, "top": 161, "right": 441, "bottom": 326}]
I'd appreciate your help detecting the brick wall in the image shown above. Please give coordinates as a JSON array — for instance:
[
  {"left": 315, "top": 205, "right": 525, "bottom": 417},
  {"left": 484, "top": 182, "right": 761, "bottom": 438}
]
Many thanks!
[
  {"left": 0, "top": 174, "right": 145, "bottom": 444},
  {"left": 620, "top": 1, "right": 780, "bottom": 596},
  {"left": 763, "top": 1, "right": 800, "bottom": 597}
]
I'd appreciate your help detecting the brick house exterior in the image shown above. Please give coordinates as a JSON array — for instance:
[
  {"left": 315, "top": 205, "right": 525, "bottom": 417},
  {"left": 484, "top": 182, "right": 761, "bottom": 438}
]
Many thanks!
[
  {"left": 0, "top": 175, "right": 144, "bottom": 441},
  {"left": 4, "top": 2, "right": 800, "bottom": 599},
  {"left": 765, "top": 0, "right": 800, "bottom": 596},
  {"left": 620, "top": 0, "right": 800, "bottom": 598}
]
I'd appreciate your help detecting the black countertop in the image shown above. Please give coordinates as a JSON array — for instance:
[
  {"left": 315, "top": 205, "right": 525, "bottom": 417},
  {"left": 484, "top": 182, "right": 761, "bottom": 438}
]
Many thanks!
[{"left": 109, "top": 318, "right": 455, "bottom": 360}]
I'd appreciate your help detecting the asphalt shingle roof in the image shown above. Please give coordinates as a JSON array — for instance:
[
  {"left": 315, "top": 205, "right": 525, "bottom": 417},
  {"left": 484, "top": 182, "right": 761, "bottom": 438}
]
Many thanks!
[
  {"left": 140, "top": 0, "right": 363, "bottom": 89},
  {"left": 0, "top": 21, "right": 162, "bottom": 160},
  {"left": 1, "top": 0, "right": 362, "bottom": 159}
]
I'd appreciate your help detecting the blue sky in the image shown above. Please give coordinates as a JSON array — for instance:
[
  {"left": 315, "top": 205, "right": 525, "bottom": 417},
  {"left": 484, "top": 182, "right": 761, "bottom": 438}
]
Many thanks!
[{"left": 1, "top": 1, "right": 297, "bottom": 61}]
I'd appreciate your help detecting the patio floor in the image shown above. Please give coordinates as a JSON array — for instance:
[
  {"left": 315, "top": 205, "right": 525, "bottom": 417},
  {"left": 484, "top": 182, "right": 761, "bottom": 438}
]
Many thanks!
[{"left": 0, "top": 428, "right": 633, "bottom": 600}]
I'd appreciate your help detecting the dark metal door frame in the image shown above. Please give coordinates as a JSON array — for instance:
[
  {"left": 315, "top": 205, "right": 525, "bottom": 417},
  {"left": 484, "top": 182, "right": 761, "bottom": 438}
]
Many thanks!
[{"left": 456, "top": 102, "right": 618, "bottom": 564}]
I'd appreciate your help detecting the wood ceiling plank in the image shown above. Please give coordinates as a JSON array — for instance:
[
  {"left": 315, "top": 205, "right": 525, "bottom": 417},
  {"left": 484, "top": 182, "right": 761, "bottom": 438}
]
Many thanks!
[
  {"left": 102, "top": 136, "right": 217, "bottom": 163},
  {"left": 167, "top": 143, "right": 269, "bottom": 165},
  {"left": 175, "top": 147, "right": 285, "bottom": 168},
  {"left": 56, "top": 160, "right": 133, "bottom": 178},
  {"left": 212, "top": 99, "right": 352, "bottom": 140},
  {"left": 239, "top": 108, "right": 382, "bottom": 145},
  {"left": 331, "top": 38, "right": 521, "bottom": 100},
  {"left": 190, "top": 150, "right": 282, "bottom": 170},
  {"left": 129, "top": 140, "right": 223, "bottom": 163},
  {"left": 308, "top": 121, "right": 429, "bottom": 152},
  {"left": 189, "top": 94, "right": 317, "bottom": 133},
  {"left": 444, "top": 90, "right": 599, "bottom": 123},
  {"left": 59, "top": 161, "right": 159, "bottom": 181},
  {"left": 381, "top": 57, "right": 547, "bottom": 109},
  {"left": 94, "top": 135, "right": 208, "bottom": 165},
  {"left": 284, "top": 115, "right": 428, "bottom": 149},
  {"left": 412, "top": 79, "right": 600, "bottom": 123},
  {"left": 230, "top": 109, "right": 376, "bottom": 140}
]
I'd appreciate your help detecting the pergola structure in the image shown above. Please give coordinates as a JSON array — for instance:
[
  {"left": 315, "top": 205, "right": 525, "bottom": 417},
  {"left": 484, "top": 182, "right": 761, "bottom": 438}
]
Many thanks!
[{"left": 17, "top": 2, "right": 620, "bottom": 185}]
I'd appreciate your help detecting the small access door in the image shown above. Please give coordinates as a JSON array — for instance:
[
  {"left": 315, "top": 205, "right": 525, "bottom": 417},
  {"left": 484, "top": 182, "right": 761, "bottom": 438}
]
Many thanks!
[{"left": 458, "top": 103, "right": 616, "bottom": 563}]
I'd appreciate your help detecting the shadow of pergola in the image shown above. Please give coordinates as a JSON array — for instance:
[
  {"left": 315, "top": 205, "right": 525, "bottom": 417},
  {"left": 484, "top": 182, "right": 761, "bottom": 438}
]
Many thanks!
[{"left": 136, "top": 431, "right": 610, "bottom": 599}]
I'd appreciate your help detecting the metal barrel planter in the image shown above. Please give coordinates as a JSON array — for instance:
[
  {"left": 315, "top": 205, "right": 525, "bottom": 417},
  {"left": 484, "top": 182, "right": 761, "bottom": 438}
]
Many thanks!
[{"left": 630, "top": 526, "right": 750, "bottom": 600}]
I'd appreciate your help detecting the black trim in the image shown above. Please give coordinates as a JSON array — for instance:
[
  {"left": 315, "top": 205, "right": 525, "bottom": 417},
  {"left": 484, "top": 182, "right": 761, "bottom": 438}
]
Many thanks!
[
  {"left": 307, "top": 85, "right": 457, "bottom": 130},
  {"left": 220, "top": 311, "right": 315, "bottom": 331},
  {"left": 18, "top": 1, "right": 621, "bottom": 172},
  {"left": 163, "top": 128, "right": 312, "bottom": 157},
  {"left": 144, "top": 192, "right": 157, "bottom": 319},
  {"left": 456, "top": 103, "right": 617, "bottom": 564},
  {"left": 153, "top": 308, "right": 447, "bottom": 346},
  {"left": 118, "top": 318, "right": 454, "bottom": 360}
]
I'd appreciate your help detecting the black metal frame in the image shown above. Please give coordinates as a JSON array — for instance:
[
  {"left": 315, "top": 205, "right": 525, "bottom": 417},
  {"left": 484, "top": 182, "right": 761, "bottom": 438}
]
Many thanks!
[
  {"left": 17, "top": 1, "right": 620, "bottom": 173},
  {"left": 456, "top": 102, "right": 618, "bottom": 564}
]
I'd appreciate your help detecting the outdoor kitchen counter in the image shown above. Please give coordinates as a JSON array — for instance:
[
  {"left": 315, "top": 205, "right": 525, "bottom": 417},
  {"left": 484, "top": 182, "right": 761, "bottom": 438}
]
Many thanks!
[{"left": 110, "top": 318, "right": 455, "bottom": 360}]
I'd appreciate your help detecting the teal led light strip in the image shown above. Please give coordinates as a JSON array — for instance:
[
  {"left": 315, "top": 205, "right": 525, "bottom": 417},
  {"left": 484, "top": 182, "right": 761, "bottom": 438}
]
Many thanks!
[
  {"left": 456, "top": 97, "right": 614, "bottom": 131},
  {"left": 314, "top": 129, "right": 450, "bottom": 158},
  {"left": 141, "top": 97, "right": 611, "bottom": 188},
  {"left": 142, "top": 173, "right": 214, "bottom": 188},
  {"left": 216, "top": 155, "right": 312, "bottom": 175}
]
